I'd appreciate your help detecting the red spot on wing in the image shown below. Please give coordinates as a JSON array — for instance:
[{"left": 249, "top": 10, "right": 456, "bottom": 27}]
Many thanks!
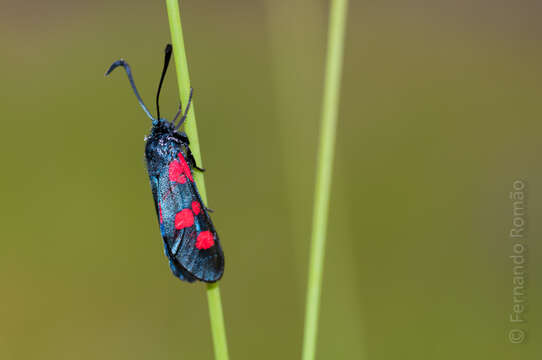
[
  {"left": 192, "top": 201, "right": 201, "bottom": 215},
  {"left": 159, "top": 203, "right": 163, "bottom": 224},
  {"left": 196, "top": 231, "right": 214, "bottom": 250},
  {"left": 168, "top": 160, "right": 184, "bottom": 183},
  {"left": 177, "top": 153, "right": 194, "bottom": 182},
  {"left": 174, "top": 209, "right": 194, "bottom": 229},
  {"left": 169, "top": 153, "right": 193, "bottom": 184}
]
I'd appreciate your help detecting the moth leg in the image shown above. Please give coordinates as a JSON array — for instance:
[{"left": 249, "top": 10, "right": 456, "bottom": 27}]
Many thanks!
[
  {"left": 206, "top": 207, "right": 215, "bottom": 213},
  {"left": 186, "top": 147, "right": 205, "bottom": 172}
]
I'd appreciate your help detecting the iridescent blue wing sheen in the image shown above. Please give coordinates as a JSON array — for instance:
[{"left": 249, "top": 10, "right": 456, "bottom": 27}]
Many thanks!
[
  {"left": 165, "top": 242, "right": 197, "bottom": 282},
  {"left": 149, "top": 174, "right": 196, "bottom": 282},
  {"left": 156, "top": 153, "right": 224, "bottom": 283},
  {"left": 176, "top": 172, "right": 224, "bottom": 282}
]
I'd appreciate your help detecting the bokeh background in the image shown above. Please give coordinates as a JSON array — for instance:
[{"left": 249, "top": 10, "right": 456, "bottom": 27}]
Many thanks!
[{"left": 1, "top": 0, "right": 541, "bottom": 359}]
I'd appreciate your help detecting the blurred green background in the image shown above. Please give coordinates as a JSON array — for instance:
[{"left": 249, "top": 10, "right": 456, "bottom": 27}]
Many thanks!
[{"left": 1, "top": 0, "right": 540, "bottom": 359}]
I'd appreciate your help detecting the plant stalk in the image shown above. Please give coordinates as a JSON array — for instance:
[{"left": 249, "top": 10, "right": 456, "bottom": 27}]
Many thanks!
[
  {"left": 302, "top": 0, "right": 349, "bottom": 359},
  {"left": 165, "top": 1, "right": 229, "bottom": 359}
]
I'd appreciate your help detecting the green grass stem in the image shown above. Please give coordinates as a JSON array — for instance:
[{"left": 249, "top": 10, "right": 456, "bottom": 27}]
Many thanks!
[
  {"left": 302, "top": 0, "right": 349, "bottom": 359},
  {"left": 165, "top": 1, "right": 229, "bottom": 359}
]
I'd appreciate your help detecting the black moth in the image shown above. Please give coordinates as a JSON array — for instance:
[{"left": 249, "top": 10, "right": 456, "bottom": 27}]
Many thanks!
[{"left": 106, "top": 44, "right": 224, "bottom": 283}]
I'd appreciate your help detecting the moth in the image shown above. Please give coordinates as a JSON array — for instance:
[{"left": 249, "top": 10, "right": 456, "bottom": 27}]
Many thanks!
[{"left": 106, "top": 44, "right": 224, "bottom": 283}]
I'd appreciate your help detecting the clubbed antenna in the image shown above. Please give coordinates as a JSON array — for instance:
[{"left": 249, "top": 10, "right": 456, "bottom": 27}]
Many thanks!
[
  {"left": 105, "top": 60, "right": 155, "bottom": 121},
  {"left": 156, "top": 44, "right": 173, "bottom": 121}
]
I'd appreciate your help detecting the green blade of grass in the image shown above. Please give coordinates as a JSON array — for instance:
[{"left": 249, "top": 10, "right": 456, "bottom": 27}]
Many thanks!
[
  {"left": 302, "top": 0, "right": 349, "bottom": 359},
  {"left": 165, "top": 1, "right": 229, "bottom": 359}
]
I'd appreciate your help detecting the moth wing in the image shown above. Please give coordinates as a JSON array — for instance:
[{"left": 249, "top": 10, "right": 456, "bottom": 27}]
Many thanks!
[
  {"left": 175, "top": 177, "right": 224, "bottom": 282},
  {"left": 163, "top": 240, "right": 197, "bottom": 282},
  {"left": 149, "top": 174, "right": 196, "bottom": 282},
  {"left": 157, "top": 165, "right": 224, "bottom": 282}
]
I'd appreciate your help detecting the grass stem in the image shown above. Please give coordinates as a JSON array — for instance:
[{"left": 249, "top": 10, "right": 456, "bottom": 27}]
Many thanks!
[
  {"left": 165, "top": 1, "right": 229, "bottom": 359},
  {"left": 302, "top": 0, "right": 349, "bottom": 359}
]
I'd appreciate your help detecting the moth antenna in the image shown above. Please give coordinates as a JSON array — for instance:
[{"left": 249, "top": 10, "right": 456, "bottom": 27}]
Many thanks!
[
  {"left": 175, "top": 87, "right": 194, "bottom": 130},
  {"left": 105, "top": 60, "right": 155, "bottom": 121},
  {"left": 156, "top": 44, "right": 173, "bottom": 122}
]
